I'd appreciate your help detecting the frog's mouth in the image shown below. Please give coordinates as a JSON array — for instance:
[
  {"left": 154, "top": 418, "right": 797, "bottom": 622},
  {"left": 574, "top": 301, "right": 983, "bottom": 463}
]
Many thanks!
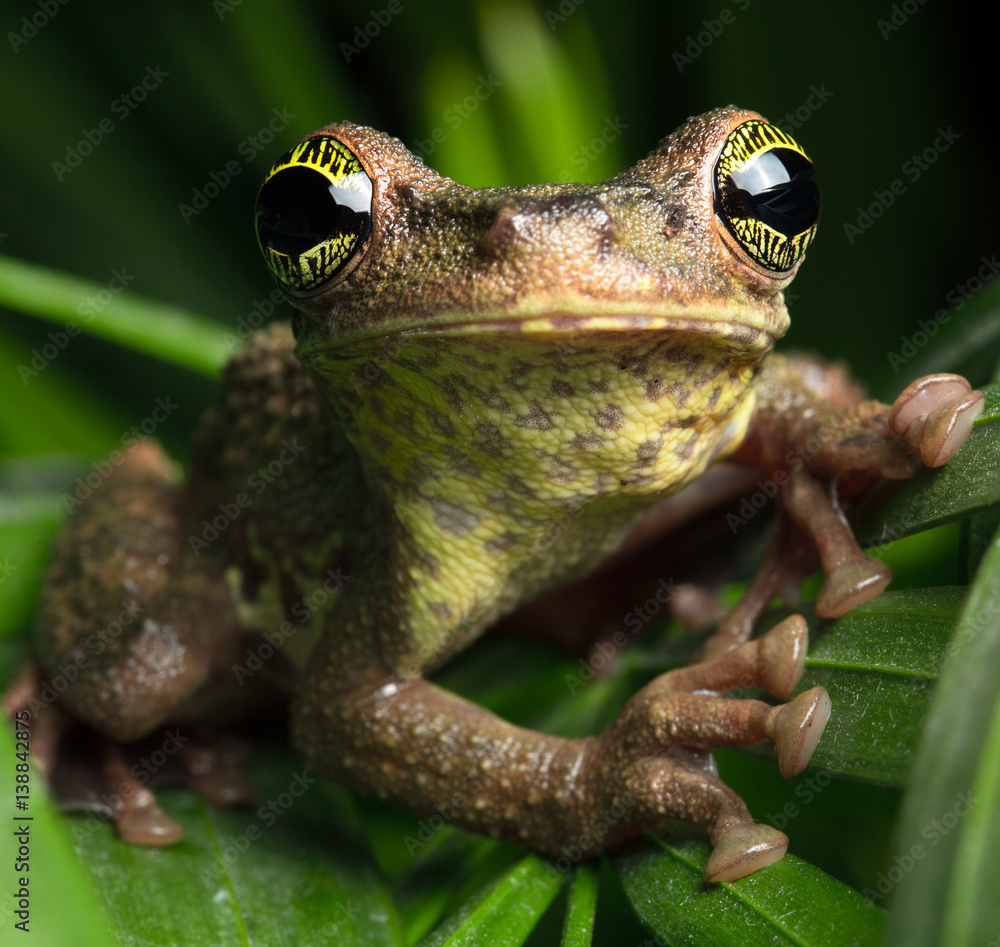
[
  {"left": 302, "top": 310, "right": 776, "bottom": 362},
  {"left": 406, "top": 312, "right": 772, "bottom": 348}
]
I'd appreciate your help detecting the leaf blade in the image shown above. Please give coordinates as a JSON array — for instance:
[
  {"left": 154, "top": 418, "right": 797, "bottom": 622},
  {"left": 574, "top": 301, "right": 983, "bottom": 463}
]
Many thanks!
[
  {"left": 885, "top": 525, "right": 1000, "bottom": 946},
  {"left": 618, "top": 837, "right": 885, "bottom": 947},
  {"left": 0, "top": 254, "right": 230, "bottom": 377}
]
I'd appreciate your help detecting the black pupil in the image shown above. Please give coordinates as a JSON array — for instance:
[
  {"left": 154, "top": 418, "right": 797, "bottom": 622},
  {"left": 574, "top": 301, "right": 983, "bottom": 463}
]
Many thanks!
[
  {"left": 727, "top": 148, "right": 819, "bottom": 237},
  {"left": 255, "top": 165, "right": 370, "bottom": 261}
]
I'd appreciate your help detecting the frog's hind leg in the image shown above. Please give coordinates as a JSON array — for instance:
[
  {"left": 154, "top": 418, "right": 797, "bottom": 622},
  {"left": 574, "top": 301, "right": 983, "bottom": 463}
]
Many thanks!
[{"left": 17, "top": 440, "right": 255, "bottom": 844}]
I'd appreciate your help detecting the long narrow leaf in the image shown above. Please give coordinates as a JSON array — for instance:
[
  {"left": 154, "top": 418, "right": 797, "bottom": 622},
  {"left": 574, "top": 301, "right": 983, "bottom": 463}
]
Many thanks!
[
  {"left": 0, "top": 255, "right": 230, "bottom": 377},
  {"left": 885, "top": 524, "right": 1000, "bottom": 946},
  {"left": 417, "top": 854, "right": 564, "bottom": 947},
  {"left": 560, "top": 865, "right": 597, "bottom": 947},
  {"left": 618, "top": 837, "right": 885, "bottom": 946}
]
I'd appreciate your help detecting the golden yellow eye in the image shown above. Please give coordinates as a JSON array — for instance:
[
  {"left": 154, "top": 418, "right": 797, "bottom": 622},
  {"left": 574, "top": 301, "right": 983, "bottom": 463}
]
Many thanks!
[
  {"left": 713, "top": 120, "right": 820, "bottom": 274},
  {"left": 255, "top": 136, "right": 373, "bottom": 294}
]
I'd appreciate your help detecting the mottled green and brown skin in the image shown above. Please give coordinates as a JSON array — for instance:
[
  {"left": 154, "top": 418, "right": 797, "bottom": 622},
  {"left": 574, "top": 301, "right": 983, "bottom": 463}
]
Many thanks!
[{"left": 18, "top": 106, "right": 984, "bottom": 882}]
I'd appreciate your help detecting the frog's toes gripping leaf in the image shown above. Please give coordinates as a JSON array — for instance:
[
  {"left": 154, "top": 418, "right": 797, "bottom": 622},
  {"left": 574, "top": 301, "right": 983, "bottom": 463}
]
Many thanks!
[
  {"left": 889, "top": 373, "right": 984, "bottom": 468},
  {"left": 592, "top": 615, "right": 830, "bottom": 881}
]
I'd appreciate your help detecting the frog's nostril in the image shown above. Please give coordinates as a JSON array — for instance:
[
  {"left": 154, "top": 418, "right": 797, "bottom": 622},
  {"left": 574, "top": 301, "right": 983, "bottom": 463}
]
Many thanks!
[{"left": 478, "top": 195, "right": 618, "bottom": 258}]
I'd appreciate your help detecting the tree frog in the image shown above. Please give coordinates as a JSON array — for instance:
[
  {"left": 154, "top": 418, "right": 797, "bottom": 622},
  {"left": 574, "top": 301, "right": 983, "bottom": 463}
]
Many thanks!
[{"left": 10, "top": 106, "right": 983, "bottom": 883}]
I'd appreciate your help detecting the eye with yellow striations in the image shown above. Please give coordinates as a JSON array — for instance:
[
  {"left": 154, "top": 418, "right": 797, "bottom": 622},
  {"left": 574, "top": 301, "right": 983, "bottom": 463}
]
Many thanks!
[
  {"left": 255, "top": 135, "right": 373, "bottom": 294},
  {"left": 712, "top": 119, "right": 820, "bottom": 274}
]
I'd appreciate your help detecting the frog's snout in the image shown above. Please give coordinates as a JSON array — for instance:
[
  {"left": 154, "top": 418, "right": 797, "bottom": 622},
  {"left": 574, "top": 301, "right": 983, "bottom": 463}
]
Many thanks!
[{"left": 478, "top": 193, "right": 619, "bottom": 261}]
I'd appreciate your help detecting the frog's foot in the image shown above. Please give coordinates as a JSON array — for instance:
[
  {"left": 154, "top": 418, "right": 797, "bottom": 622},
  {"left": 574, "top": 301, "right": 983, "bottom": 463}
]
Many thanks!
[
  {"left": 5, "top": 664, "right": 254, "bottom": 845},
  {"left": 795, "top": 373, "right": 983, "bottom": 482},
  {"left": 591, "top": 616, "right": 830, "bottom": 880},
  {"left": 100, "top": 731, "right": 255, "bottom": 846},
  {"left": 99, "top": 739, "right": 186, "bottom": 845},
  {"left": 888, "top": 374, "right": 985, "bottom": 468}
]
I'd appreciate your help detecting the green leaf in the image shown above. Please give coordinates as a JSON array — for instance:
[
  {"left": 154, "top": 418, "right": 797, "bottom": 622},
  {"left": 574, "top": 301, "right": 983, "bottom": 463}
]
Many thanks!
[
  {"left": 68, "top": 747, "right": 404, "bottom": 946},
  {"left": 560, "top": 865, "right": 597, "bottom": 947},
  {"left": 394, "top": 834, "right": 520, "bottom": 945},
  {"left": 0, "top": 254, "right": 230, "bottom": 377},
  {"left": 476, "top": 0, "right": 618, "bottom": 185},
  {"left": 885, "top": 524, "right": 1000, "bottom": 946},
  {"left": 417, "top": 854, "right": 564, "bottom": 947},
  {"left": 618, "top": 837, "right": 885, "bottom": 946},
  {"left": 0, "top": 724, "right": 115, "bottom": 947},
  {"left": 795, "top": 589, "right": 964, "bottom": 784}
]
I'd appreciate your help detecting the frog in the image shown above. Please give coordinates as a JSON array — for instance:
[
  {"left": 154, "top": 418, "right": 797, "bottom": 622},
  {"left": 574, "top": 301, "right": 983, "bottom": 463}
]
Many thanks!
[{"left": 8, "top": 105, "right": 984, "bottom": 884}]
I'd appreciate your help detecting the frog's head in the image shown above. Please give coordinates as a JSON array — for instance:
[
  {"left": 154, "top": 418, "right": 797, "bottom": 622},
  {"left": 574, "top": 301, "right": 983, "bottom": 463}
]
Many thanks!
[{"left": 254, "top": 105, "right": 819, "bottom": 361}]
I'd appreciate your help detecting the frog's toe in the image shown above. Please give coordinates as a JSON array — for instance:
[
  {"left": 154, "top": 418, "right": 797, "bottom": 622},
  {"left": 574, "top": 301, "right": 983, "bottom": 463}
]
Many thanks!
[
  {"left": 888, "top": 374, "right": 971, "bottom": 433},
  {"left": 816, "top": 556, "right": 892, "bottom": 619},
  {"left": 705, "top": 822, "right": 788, "bottom": 883},
  {"left": 765, "top": 686, "right": 831, "bottom": 778},
  {"left": 756, "top": 614, "right": 808, "bottom": 700},
  {"left": 915, "top": 391, "right": 984, "bottom": 467},
  {"left": 182, "top": 738, "right": 256, "bottom": 807},
  {"left": 889, "top": 374, "right": 984, "bottom": 467},
  {"left": 116, "top": 790, "right": 186, "bottom": 847}
]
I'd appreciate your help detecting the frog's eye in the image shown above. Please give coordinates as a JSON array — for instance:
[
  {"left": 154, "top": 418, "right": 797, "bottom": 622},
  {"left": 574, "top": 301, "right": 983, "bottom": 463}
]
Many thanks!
[
  {"left": 713, "top": 120, "right": 820, "bottom": 274},
  {"left": 255, "top": 136, "right": 373, "bottom": 294}
]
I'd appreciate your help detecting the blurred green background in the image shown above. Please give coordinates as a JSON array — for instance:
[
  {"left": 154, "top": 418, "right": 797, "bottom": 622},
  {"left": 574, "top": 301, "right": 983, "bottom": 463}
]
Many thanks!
[{"left": 1, "top": 0, "right": 998, "bottom": 466}]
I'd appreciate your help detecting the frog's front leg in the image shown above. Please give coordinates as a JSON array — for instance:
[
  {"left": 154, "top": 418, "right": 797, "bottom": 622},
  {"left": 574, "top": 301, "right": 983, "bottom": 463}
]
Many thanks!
[
  {"left": 705, "top": 355, "right": 983, "bottom": 656},
  {"left": 294, "top": 562, "right": 826, "bottom": 882}
]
